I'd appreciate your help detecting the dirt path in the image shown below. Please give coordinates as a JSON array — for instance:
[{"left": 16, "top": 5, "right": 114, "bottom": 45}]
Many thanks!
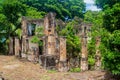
[{"left": 0, "top": 55, "right": 105, "bottom": 80}]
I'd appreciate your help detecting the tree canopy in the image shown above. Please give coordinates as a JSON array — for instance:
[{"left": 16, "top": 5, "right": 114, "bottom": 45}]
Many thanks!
[
  {"left": 95, "top": 0, "right": 120, "bottom": 9},
  {"left": 20, "top": 0, "right": 85, "bottom": 20},
  {"left": 94, "top": 0, "right": 120, "bottom": 74}
]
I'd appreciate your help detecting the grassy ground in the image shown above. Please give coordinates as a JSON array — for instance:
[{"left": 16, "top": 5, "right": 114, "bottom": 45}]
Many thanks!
[{"left": 0, "top": 55, "right": 106, "bottom": 80}]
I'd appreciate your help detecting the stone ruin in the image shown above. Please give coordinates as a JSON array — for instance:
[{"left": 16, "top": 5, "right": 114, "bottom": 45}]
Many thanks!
[
  {"left": 8, "top": 12, "right": 101, "bottom": 72},
  {"left": 9, "top": 12, "right": 68, "bottom": 71}
]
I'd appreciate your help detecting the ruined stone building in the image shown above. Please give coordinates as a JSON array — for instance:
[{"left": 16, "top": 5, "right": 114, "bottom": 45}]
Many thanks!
[
  {"left": 9, "top": 12, "right": 101, "bottom": 71},
  {"left": 9, "top": 12, "right": 67, "bottom": 71}
]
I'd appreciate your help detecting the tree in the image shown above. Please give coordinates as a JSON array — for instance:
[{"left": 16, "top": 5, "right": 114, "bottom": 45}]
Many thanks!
[
  {"left": 94, "top": 0, "right": 120, "bottom": 74},
  {"left": 0, "top": 0, "right": 44, "bottom": 53},
  {"left": 2, "top": 0, "right": 26, "bottom": 36},
  {"left": 95, "top": 0, "right": 120, "bottom": 9},
  {"left": 99, "top": 3, "right": 120, "bottom": 75},
  {"left": 20, "top": 0, "right": 85, "bottom": 20},
  {"left": 0, "top": 11, "right": 8, "bottom": 53},
  {"left": 103, "top": 3, "right": 120, "bottom": 32}
]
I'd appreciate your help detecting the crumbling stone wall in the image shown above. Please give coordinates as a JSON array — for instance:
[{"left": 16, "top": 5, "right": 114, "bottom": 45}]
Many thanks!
[
  {"left": 8, "top": 12, "right": 67, "bottom": 71},
  {"left": 40, "top": 13, "right": 67, "bottom": 70},
  {"left": 21, "top": 17, "right": 44, "bottom": 62}
]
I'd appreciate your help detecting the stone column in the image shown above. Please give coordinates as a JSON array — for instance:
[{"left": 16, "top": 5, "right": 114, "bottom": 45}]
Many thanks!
[
  {"left": 21, "top": 17, "right": 28, "bottom": 57},
  {"left": 59, "top": 37, "right": 66, "bottom": 61},
  {"left": 95, "top": 37, "right": 101, "bottom": 70},
  {"left": 58, "top": 37, "right": 68, "bottom": 72},
  {"left": 44, "top": 12, "right": 56, "bottom": 36},
  {"left": 15, "top": 37, "right": 20, "bottom": 56},
  {"left": 81, "top": 25, "right": 88, "bottom": 71},
  {"left": 40, "top": 12, "right": 58, "bottom": 70},
  {"left": 9, "top": 37, "right": 14, "bottom": 55},
  {"left": 47, "top": 35, "right": 56, "bottom": 55}
]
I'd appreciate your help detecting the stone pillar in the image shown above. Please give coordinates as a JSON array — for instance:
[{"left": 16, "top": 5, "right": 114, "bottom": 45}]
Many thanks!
[
  {"left": 95, "top": 37, "right": 101, "bottom": 70},
  {"left": 81, "top": 25, "right": 88, "bottom": 71},
  {"left": 15, "top": 37, "right": 20, "bottom": 56},
  {"left": 47, "top": 35, "right": 56, "bottom": 55},
  {"left": 40, "top": 13, "right": 59, "bottom": 70},
  {"left": 21, "top": 17, "right": 27, "bottom": 55},
  {"left": 9, "top": 37, "right": 14, "bottom": 55},
  {"left": 59, "top": 37, "right": 66, "bottom": 61},
  {"left": 58, "top": 37, "right": 68, "bottom": 72},
  {"left": 44, "top": 12, "right": 56, "bottom": 55},
  {"left": 21, "top": 17, "right": 28, "bottom": 36},
  {"left": 40, "top": 35, "right": 57, "bottom": 69},
  {"left": 44, "top": 12, "right": 56, "bottom": 36}
]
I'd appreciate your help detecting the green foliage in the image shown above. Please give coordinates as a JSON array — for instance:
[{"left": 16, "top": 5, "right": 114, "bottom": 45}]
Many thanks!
[
  {"left": 0, "top": 0, "right": 45, "bottom": 53},
  {"left": 30, "top": 26, "right": 44, "bottom": 46},
  {"left": 21, "top": 0, "right": 85, "bottom": 20},
  {"left": 25, "top": 6, "right": 46, "bottom": 19},
  {"left": 87, "top": 38, "right": 96, "bottom": 69},
  {"left": 112, "top": 30, "right": 120, "bottom": 45},
  {"left": 99, "top": 30, "right": 120, "bottom": 75},
  {"left": 30, "top": 36, "right": 40, "bottom": 43},
  {"left": 103, "top": 3, "right": 120, "bottom": 32},
  {"left": 59, "top": 21, "right": 81, "bottom": 57},
  {"left": 69, "top": 67, "right": 81, "bottom": 72},
  {"left": 15, "top": 28, "right": 22, "bottom": 39},
  {"left": 85, "top": 9, "right": 120, "bottom": 74},
  {"left": 98, "top": 3, "right": 120, "bottom": 74},
  {"left": 35, "top": 27, "right": 44, "bottom": 37},
  {"left": 84, "top": 11, "right": 103, "bottom": 69},
  {"left": 2, "top": 0, "right": 26, "bottom": 25},
  {"left": 0, "top": 0, "right": 27, "bottom": 53},
  {"left": 47, "top": 70, "right": 57, "bottom": 73},
  {"left": 1, "top": 0, "right": 44, "bottom": 36},
  {"left": 95, "top": 0, "right": 120, "bottom": 8},
  {"left": 88, "top": 56, "right": 95, "bottom": 66}
]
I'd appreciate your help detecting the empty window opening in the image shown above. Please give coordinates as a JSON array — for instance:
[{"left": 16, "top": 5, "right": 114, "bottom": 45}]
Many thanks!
[{"left": 27, "top": 23, "right": 36, "bottom": 36}]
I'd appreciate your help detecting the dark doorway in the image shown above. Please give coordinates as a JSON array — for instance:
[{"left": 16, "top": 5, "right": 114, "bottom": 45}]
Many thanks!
[{"left": 39, "top": 40, "right": 43, "bottom": 55}]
